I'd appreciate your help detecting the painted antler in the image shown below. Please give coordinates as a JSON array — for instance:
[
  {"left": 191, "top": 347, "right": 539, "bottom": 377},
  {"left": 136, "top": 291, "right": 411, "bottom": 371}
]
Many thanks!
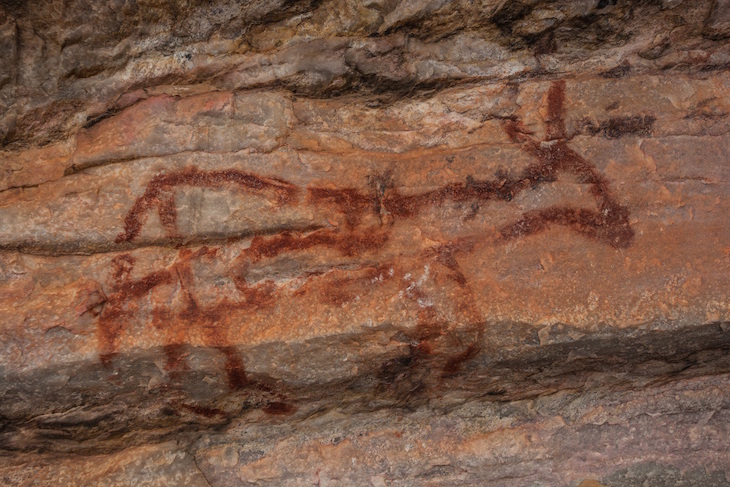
[{"left": 500, "top": 81, "right": 634, "bottom": 248}]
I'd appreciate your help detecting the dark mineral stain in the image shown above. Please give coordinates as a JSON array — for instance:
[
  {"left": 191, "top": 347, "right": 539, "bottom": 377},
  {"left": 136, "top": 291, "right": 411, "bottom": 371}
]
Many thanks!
[
  {"left": 262, "top": 401, "right": 297, "bottom": 416},
  {"left": 378, "top": 355, "right": 416, "bottom": 386},
  {"left": 83, "top": 109, "right": 118, "bottom": 130},
  {"left": 578, "top": 115, "right": 656, "bottom": 139},
  {"left": 180, "top": 403, "right": 226, "bottom": 418},
  {"left": 160, "top": 406, "right": 178, "bottom": 417},
  {"left": 596, "top": 0, "right": 617, "bottom": 9},
  {"left": 601, "top": 115, "right": 655, "bottom": 139},
  {"left": 600, "top": 63, "right": 631, "bottom": 78},
  {"left": 492, "top": 2, "right": 533, "bottom": 37},
  {"left": 532, "top": 30, "right": 557, "bottom": 56}
]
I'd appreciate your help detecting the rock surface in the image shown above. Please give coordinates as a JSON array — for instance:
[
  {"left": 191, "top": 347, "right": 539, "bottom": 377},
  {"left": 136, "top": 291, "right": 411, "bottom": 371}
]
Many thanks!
[{"left": 1, "top": 0, "right": 729, "bottom": 485}]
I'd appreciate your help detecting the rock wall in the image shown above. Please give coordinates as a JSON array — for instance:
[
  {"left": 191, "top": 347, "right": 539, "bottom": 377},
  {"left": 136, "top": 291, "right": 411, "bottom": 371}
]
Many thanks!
[{"left": 1, "top": 0, "right": 729, "bottom": 485}]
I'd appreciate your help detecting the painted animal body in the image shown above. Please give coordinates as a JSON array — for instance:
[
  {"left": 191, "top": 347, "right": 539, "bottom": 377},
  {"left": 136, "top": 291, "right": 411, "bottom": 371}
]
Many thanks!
[{"left": 97, "top": 80, "right": 635, "bottom": 395}]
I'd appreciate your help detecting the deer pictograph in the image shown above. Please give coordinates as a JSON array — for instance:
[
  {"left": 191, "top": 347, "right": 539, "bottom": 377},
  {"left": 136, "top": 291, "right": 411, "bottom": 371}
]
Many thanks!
[{"left": 97, "top": 80, "right": 636, "bottom": 397}]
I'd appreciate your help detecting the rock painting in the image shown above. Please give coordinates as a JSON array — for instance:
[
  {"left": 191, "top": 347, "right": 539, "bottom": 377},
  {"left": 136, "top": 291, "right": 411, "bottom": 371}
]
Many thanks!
[{"left": 94, "top": 80, "right": 635, "bottom": 404}]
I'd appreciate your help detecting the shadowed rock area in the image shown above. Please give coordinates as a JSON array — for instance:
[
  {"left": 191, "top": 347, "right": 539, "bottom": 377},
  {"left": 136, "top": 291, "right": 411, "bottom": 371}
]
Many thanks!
[{"left": 1, "top": 0, "right": 729, "bottom": 485}]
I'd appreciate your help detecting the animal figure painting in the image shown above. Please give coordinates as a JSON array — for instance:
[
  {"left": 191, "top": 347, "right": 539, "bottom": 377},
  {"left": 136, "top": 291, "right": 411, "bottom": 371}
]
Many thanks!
[{"left": 93, "top": 80, "right": 636, "bottom": 402}]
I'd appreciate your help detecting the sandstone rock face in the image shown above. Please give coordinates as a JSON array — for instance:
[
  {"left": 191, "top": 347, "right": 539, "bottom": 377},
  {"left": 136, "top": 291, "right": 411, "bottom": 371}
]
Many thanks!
[{"left": 1, "top": 1, "right": 730, "bottom": 485}]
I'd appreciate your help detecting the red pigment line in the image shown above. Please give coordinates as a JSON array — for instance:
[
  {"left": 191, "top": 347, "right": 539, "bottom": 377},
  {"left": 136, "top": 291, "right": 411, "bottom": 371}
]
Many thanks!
[{"left": 116, "top": 168, "right": 299, "bottom": 243}]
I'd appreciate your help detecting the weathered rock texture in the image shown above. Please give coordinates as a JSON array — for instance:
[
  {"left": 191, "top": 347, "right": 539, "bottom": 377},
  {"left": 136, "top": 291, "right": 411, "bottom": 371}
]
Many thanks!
[{"left": 1, "top": 0, "right": 730, "bottom": 485}]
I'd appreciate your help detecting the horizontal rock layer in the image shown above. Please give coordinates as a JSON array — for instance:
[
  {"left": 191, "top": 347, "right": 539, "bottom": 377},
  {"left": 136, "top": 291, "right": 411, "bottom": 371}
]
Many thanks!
[
  {"left": 1, "top": 0, "right": 730, "bottom": 485},
  {"left": 3, "top": 373, "right": 730, "bottom": 486}
]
